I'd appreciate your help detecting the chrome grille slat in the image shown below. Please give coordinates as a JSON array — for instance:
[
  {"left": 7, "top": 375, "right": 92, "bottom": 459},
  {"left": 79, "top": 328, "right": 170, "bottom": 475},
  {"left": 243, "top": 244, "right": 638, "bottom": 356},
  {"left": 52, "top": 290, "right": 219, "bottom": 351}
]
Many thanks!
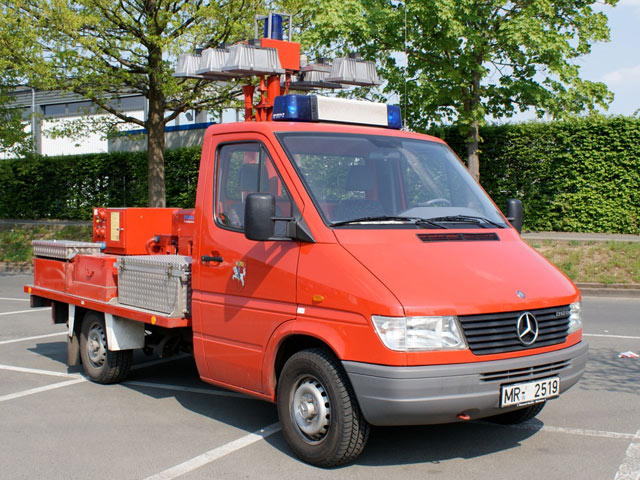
[{"left": 459, "top": 305, "right": 571, "bottom": 355}]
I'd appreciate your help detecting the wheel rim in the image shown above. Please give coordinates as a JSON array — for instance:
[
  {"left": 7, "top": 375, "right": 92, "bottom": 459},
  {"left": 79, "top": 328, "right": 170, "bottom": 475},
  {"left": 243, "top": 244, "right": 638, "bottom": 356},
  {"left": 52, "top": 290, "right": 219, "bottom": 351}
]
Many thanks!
[
  {"left": 87, "top": 322, "right": 107, "bottom": 368},
  {"left": 290, "top": 376, "right": 331, "bottom": 444}
]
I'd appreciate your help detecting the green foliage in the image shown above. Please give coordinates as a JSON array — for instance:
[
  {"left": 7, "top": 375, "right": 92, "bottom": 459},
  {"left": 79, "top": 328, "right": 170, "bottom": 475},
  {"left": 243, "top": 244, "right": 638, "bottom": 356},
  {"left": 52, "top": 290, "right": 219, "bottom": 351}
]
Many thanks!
[
  {"left": 1, "top": 0, "right": 261, "bottom": 206},
  {"left": 0, "top": 224, "right": 92, "bottom": 262},
  {"left": 0, "top": 147, "right": 200, "bottom": 220},
  {"left": 0, "top": 102, "right": 32, "bottom": 156},
  {"left": 526, "top": 240, "right": 640, "bottom": 284},
  {"left": 288, "top": 0, "right": 616, "bottom": 175},
  {"left": 1, "top": 116, "right": 638, "bottom": 234},
  {"left": 430, "top": 115, "right": 640, "bottom": 234},
  {"left": 0, "top": 18, "right": 32, "bottom": 155}
]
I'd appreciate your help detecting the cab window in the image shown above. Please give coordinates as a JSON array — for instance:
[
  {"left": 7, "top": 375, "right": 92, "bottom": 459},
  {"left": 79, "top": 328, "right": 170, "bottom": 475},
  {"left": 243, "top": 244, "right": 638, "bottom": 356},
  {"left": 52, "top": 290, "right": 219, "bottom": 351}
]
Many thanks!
[{"left": 215, "top": 142, "right": 292, "bottom": 235}]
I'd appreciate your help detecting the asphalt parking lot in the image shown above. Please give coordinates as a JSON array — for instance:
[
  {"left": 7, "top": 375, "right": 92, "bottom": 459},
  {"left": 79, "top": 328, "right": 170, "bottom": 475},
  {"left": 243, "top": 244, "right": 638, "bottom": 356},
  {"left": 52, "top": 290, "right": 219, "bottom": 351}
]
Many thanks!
[{"left": 1, "top": 273, "right": 638, "bottom": 479}]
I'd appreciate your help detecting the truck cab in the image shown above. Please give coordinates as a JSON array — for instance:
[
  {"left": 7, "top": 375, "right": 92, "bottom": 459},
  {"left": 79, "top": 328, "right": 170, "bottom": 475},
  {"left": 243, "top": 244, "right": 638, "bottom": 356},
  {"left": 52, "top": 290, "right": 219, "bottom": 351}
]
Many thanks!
[{"left": 188, "top": 102, "right": 587, "bottom": 465}]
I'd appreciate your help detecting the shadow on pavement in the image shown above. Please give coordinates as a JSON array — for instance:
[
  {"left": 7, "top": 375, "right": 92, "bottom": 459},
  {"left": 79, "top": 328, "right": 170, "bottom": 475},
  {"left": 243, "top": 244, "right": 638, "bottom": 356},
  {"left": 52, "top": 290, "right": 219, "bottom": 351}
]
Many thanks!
[{"left": 27, "top": 342, "right": 542, "bottom": 468}]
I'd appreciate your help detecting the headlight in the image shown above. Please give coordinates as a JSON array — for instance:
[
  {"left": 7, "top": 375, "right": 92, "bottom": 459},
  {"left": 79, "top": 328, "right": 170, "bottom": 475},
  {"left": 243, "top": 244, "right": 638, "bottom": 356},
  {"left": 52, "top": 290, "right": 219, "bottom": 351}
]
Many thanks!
[
  {"left": 567, "top": 301, "right": 583, "bottom": 334},
  {"left": 372, "top": 315, "right": 467, "bottom": 351}
]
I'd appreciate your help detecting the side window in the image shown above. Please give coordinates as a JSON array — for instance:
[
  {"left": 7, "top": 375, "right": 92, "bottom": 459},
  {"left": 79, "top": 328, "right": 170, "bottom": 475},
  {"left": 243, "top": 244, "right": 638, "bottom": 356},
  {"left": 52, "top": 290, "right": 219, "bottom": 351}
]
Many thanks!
[{"left": 215, "top": 142, "right": 292, "bottom": 235}]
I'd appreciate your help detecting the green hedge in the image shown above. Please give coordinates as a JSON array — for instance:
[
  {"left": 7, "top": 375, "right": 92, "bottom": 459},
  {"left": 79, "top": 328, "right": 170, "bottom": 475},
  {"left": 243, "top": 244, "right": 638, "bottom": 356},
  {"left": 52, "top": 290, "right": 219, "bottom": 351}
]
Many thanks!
[
  {"left": 429, "top": 115, "right": 640, "bottom": 234},
  {"left": 0, "top": 147, "right": 201, "bottom": 220},
  {"left": 1, "top": 116, "right": 638, "bottom": 233}
]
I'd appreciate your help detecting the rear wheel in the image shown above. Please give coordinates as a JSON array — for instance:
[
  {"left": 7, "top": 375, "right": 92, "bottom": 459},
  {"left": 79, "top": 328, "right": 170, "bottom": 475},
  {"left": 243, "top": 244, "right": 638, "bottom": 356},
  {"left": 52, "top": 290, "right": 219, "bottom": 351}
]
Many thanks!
[
  {"left": 487, "top": 401, "right": 546, "bottom": 424},
  {"left": 80, "top": 311, "right": 132, "bottom": 384},
  {"left": 276, "top": 348, "right": 370, "bottom": 467}
]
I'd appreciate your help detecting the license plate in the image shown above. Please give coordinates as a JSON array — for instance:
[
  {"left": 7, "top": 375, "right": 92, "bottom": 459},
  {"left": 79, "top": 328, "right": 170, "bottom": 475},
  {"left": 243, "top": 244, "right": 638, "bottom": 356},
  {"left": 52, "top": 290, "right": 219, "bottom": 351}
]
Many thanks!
[{"left": 501, "top": 377, "right": 560, "bottom": 407}]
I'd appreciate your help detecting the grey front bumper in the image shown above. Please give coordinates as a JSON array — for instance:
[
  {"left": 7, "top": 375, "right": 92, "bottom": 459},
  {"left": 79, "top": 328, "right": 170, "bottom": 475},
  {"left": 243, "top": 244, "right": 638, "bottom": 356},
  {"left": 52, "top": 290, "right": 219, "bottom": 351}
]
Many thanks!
[{"left": 343, "top": 341, "right": 588, "bottom": 426}]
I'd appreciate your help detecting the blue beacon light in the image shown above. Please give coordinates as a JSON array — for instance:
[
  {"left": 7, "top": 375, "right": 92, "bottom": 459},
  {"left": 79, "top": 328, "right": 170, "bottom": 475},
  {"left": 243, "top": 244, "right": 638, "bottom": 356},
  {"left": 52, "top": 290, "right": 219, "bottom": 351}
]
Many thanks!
[
  {"left": 387, "top": 105, "right": 402, "bottom": 129},
  {"left": 273, "top": 95, "right": 312, "bottom": 121},
  {"left": 263, "top": 14, "right": 283, "bottom": 40}
]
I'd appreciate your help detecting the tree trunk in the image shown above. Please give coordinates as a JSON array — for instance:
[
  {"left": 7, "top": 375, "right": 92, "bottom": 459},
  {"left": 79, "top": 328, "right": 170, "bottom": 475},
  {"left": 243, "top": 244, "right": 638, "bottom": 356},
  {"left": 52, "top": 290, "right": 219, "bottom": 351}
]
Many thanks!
[
  {"left": 466, "top": 120, "right": 480, "bottom": 181},
  {"left": 146, "top": 67, "right": 166, "bottom": 207}
]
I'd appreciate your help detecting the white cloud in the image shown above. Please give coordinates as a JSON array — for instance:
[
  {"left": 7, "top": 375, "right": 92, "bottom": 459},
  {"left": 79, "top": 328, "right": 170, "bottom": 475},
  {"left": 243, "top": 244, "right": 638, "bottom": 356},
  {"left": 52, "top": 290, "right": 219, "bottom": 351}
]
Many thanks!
[{"left": 601, "top": 64, "right": 640, "bottom": 87}]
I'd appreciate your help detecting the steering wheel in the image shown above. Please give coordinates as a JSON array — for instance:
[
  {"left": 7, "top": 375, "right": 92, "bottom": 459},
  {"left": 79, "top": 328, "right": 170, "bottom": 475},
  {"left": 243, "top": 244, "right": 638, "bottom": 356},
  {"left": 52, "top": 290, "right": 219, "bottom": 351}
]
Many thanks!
[{"left": 420, "top": 198, "right": 452, "bottom": 207}]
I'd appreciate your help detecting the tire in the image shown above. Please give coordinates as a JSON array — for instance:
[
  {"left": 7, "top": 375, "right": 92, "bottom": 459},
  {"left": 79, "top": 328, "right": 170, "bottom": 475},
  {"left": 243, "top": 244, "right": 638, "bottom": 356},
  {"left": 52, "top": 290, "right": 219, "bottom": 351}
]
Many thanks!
[
  {"left": 276, "top": 348, "right": 370, "bottom": 467},
  {"left": 487, "top": 401, "right": 546, "bottom": 425},
  {"left": 79, "top": 311, "right": 132, "bottom": 384}
]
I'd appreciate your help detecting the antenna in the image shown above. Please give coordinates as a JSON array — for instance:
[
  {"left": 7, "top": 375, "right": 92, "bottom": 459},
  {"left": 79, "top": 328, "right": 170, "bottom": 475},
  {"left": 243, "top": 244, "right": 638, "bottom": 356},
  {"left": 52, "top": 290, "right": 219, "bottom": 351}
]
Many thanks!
[{"left": 403, "top": 1, "right": 408, "bottom": 130}]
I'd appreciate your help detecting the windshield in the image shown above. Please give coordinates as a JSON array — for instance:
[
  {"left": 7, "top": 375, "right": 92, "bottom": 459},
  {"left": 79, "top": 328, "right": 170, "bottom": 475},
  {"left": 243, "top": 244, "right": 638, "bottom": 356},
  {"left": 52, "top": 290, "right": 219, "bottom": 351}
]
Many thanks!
[{"left": 276, "top": 132, "right": 508, "bottom": 229}]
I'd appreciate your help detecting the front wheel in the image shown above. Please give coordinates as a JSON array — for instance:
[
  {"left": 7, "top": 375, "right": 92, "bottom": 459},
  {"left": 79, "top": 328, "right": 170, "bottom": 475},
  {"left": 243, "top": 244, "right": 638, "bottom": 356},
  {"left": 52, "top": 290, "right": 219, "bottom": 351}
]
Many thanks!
[
  {"left": 276, "top": 349, "right": 370, "bottom": 467},
  {"left": 487, "top": 401, "right": 546, "bottom": 424},
  {"left": 79, "top": 311, "right": 132, "bottom": 384}
]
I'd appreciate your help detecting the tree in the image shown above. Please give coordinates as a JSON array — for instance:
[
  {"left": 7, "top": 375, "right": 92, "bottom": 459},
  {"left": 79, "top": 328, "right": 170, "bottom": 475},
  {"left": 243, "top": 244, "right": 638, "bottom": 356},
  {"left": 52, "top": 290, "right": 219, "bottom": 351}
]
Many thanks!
[
  {"left": 0, "top": 16, "right": 32, "bottom": 156},
  {"left": 2, "top": 0, "right": 260, "bottom": 206},
  {"left": 0, "top": 89, "right": 32, "bottom": 157},
  {"left": 290, "top": 0, "right": 615, "bottom": 180}
]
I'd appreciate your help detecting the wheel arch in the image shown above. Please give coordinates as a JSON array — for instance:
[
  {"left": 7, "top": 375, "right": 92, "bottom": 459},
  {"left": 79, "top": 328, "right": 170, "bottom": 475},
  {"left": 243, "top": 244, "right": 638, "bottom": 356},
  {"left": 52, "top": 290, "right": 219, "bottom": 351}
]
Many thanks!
[
  {"left": 263, "top": 325, "right": 344, "bottom": 401},
  {"left": 274, "top": 334, "right": 339, "bottom": 382}
]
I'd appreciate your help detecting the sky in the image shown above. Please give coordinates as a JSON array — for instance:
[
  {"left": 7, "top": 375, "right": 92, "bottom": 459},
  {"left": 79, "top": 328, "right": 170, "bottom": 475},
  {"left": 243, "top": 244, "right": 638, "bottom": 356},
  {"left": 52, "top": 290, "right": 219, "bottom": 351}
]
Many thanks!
[
  {"left": 579, "top": 0, "right": 640, "bottom": 117},
  {"left": 483, "top": 0, "right": 640, "bottom": 123},
  {"left": 387, "top": 1, "right": 639, "bottom": 124}
]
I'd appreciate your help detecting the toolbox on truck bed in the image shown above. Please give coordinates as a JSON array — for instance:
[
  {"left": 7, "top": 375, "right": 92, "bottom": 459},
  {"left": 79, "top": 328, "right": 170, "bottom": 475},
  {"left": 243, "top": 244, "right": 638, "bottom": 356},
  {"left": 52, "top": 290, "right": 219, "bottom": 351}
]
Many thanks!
[
  {"left": 116, "top": 255, "right": 192, "bottom": 317},
  {"left": 32, "top": 240, "right": 103, "bottom": 260}
]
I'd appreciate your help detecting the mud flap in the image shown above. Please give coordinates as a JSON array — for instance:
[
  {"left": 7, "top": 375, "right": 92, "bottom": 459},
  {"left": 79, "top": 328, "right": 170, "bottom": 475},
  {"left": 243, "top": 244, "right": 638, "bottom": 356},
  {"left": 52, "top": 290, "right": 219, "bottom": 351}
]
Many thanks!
[{"left": 67, "top": 333, "right": 81, "bottom": 366}]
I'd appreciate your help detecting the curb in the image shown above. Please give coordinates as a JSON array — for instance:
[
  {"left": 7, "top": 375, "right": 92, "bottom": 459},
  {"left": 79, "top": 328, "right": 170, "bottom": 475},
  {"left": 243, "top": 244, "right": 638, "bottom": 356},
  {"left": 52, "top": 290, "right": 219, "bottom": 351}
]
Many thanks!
[
  {"left": 577, "top": 283, "right": 640, "bottom": 299},
  {"left": 522, "top": 232, "right": 640, "bottom": 243},
  {"left": 0, "top": 262, "right": 33, "bottom": 275}
]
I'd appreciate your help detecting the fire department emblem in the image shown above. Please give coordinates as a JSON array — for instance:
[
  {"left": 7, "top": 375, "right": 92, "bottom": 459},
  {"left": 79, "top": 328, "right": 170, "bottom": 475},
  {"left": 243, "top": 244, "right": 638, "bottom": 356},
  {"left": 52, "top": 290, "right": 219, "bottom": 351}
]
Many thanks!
[{"left": 232, "top": 261, "right": 246, "bottom": 287}]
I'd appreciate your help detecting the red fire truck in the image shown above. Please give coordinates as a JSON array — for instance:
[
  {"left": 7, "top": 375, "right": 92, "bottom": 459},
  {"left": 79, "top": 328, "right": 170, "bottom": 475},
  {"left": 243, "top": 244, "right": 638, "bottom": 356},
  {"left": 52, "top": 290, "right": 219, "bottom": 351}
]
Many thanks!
[{"left": 24, "top": 17, "right": 587, "bottom": 467}]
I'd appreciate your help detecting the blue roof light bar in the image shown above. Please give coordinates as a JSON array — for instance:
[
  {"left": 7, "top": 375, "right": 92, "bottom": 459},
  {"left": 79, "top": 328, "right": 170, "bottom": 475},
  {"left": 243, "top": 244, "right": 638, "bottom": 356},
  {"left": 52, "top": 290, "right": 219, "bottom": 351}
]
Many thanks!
[{"left": 272, "top": 95, "right": 401, "bottom": 129}]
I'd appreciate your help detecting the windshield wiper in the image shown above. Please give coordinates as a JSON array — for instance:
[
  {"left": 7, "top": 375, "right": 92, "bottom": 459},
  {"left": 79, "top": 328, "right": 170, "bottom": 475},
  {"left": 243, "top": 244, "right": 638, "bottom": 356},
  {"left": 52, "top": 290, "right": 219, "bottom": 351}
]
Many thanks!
[
  {"left": 331, "top": 216, "right": 446, "bottom": 228},
  {"left": 331, "top": 216, "right": 416, "bottom": 227},
  {"left": 427, "top": 215, "right": 505, "bottom": 229}
]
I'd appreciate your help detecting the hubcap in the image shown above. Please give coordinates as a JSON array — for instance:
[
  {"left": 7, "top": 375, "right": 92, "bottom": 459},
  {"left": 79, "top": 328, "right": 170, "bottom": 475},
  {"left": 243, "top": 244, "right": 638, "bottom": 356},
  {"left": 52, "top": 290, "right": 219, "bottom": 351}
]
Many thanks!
[
  {"left": 87, "top": 323, "right": 107, "bottom": 367},
  {"left": 291, "top": 377, "right": 330, "bottom": 442}
]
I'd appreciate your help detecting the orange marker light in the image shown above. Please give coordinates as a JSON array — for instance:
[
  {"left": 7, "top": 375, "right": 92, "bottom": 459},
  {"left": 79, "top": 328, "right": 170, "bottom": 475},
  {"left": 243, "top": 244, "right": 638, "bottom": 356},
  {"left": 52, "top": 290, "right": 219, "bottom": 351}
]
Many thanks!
[
  {"left": 27, "top": 287, "right": 32, "bottom": 293},
  {"left": 151, "top": 316, "right": 156, "bottom": 325},
  {"left": 312, "top": 295, "right": 325, "bottom": 303}
]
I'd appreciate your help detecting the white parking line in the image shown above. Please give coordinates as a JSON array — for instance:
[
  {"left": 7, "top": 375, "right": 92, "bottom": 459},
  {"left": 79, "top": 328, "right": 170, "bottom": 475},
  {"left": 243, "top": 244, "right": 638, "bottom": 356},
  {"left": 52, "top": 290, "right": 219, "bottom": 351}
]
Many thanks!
[
  {"left": 615, "top": 430, "right": 640, "bottom": 480},
  {"left": 0, "top": 356, "right": 195, "bottom": 404},
  {"left": 0, "top": 332, "right": 66, "bottom": 345},
  {"left": 0, "top": 297, "right": 30, "bottom": 302},
  {"left": 0, "top": 307, "right": 50, "bottom": 317},
  {"left": 0, "top": 378, "right": 86, "bottom": 403},
  {"left": 0, "top": 356, "right": 185, "bottom": 380},
  {"left": 0, "top": 363, "right": 80, "bottom": 378},
  {"left": 143, "top": 423, "right": 281, "bottom": 480},
  {"left": 486, "top": 420, "right": 637, "bottom": 440},
  {"left": 584, "top": 333, "right": 640, "bottom": 340}
]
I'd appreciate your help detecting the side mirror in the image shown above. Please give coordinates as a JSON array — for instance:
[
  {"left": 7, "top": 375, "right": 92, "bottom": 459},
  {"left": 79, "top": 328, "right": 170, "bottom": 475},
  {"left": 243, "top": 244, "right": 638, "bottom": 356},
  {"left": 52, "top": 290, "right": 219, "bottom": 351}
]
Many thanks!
[
  {"left": 506, "top": 198, "right": 523, "bottom": 234},
  {"left": 244, "top": 193, "right": 275, "bottom": 241}
]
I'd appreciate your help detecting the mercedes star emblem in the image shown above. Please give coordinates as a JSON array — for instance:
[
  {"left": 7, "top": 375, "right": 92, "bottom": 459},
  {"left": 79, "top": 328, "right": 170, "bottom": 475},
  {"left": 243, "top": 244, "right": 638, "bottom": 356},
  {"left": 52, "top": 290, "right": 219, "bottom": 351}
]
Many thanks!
[{"left": 516, "top": 312, "right": 539, "bottom": 346}]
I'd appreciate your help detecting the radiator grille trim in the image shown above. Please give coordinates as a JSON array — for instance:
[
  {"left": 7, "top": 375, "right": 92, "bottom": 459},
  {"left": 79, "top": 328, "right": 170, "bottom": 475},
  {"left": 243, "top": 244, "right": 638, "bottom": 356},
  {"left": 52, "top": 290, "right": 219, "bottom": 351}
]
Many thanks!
[{"left": 459, "top": 305, "right": 571, "bottom": 355}]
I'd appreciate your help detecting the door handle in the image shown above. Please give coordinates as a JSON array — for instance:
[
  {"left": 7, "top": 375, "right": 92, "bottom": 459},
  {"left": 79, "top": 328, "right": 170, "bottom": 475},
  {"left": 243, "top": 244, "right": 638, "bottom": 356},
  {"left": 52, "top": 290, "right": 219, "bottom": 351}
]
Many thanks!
[{"left": 201, "top": 255, "right": 223, "bottom": 263}]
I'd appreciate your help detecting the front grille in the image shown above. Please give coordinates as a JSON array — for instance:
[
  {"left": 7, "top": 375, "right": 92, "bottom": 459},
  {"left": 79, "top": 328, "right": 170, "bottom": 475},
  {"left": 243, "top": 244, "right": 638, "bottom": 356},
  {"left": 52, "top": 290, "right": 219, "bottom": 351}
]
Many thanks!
[
  {"left": 459, "top": 305, "right": 570, "bottom": 355},
  {"left": 480, "top": 360, "right": 571, "bottom": 383}
]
